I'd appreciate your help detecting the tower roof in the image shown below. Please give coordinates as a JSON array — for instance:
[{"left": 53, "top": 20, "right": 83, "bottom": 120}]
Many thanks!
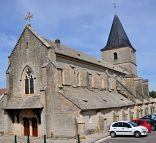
[{"left": 101, "top": 15, "right": 135, "bottom": 51}]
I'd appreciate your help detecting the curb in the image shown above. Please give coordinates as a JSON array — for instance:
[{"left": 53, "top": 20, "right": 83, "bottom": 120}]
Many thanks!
[{"left": 95, "top": 136, "right": 110, "bottom": 143}]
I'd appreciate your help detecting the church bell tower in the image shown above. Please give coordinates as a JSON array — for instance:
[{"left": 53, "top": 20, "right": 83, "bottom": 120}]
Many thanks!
[{"left": 101, "top": 15, "right": 137, "bottom": 76}]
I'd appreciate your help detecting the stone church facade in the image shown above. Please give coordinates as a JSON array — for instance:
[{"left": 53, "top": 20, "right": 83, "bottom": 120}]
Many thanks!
[{"left": 2, "top": 15, "right": 155, "bottom": 137}]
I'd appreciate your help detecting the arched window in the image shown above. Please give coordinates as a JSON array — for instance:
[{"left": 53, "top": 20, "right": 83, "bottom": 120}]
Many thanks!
[
  {"left": 24, "top": 68, "right": 34, "bottom": 94},
  {"left": 114, "top": 52, "right": 118, "bottom": 60}
]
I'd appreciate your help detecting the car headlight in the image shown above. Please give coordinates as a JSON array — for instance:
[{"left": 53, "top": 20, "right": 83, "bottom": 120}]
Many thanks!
[{"left": 141, "top": 128, "right": 146, "bottom": 131}]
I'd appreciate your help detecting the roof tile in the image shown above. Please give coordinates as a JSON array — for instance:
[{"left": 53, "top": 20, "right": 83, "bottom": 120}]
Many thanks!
[{"left": 0, "top": 88, "right": 5, "bottom": 96}]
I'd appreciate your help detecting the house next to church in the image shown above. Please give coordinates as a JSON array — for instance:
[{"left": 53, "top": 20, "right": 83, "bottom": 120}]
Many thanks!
[{"left": 1, "top": 15, "right": 155, "bottom": 137}]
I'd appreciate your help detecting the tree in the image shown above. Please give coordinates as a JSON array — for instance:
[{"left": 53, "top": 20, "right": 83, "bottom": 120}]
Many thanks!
[{"left": 149, "top": 91, "right": 156, "bottom": 98}]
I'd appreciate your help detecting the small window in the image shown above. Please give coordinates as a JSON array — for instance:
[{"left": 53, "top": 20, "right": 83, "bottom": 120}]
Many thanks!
[
  {"left": 26, "top": 42, "right": 29, "bottom": 49},
  {"left": 114, "top": 52, "right": 118, "bottom": 60}
]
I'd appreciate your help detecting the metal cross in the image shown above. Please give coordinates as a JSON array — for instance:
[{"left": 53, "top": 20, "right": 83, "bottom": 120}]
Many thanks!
[
  {"left": 25, "top": 12, "right": 33, "bottom": 24},
  {"left": 113, "top": 2, "right": 117, "bottom": 14}
]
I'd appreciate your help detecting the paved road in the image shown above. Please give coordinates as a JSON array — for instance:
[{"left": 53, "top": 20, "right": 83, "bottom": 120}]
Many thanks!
[{"left": 101, "top": 131, "right": 156, "bottom": 143}]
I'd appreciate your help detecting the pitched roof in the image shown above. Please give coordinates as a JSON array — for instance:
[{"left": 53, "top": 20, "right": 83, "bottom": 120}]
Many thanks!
[
  {"left": 0, "top": 88, "right": 5, "bottom": 96},
  {"left": 26, "top": 25, "right": 51, "bottom": 48},
  {"left": 12, "top": 24, "right": 129, "bottom": 75},
  {"left": 101, "top": 15, "right": 135, "bottom": 51},
  {"left": 4, "top": 96, "right": 43, "bottom": 109},
  {"left": 44, "top": 38, "right": 129, "bottom": 75},
  {"left": 59, "top": 87, "right": 134, "bottom": 110},
  {"left": 9, "top": 25, "right": 51, "bottom": 58}
]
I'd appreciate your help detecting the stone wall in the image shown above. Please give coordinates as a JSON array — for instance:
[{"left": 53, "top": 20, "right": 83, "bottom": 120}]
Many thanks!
[
  {"left": 0, "top": 94, "right": 7, "bottom": 133},
  {"left": 102, "top": 47, "right": 137, "bottom": 76},
  {"left": 7, "top": 28, "right": 49, "bottom": 98}
]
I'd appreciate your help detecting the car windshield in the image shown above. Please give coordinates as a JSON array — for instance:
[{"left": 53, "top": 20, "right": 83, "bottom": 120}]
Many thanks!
[{"left": 128, "top": 122, "right": 137, "bottom": 127}]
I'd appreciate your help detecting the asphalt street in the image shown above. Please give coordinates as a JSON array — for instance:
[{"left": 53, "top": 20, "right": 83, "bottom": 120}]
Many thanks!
[{"left": 101, "top": 131, "right": 156, "bottom": 143}]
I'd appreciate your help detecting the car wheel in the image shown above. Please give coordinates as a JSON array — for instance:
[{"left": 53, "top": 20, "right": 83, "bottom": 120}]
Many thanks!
[
  {"left": 110, "top": 131, "right": 116, "bottom": 138},
  {"left": 134, "top": 131, "right": 141, "bottom": 138}
]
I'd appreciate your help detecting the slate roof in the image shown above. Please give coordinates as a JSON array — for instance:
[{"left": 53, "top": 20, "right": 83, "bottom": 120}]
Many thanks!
[
  {"left": 4, "top": 96, "right": 43, "bottom": 109},
  {"left": 11, "top": 25, "right": 129, "bottom": 75},
  {"left": 59, "top": 87, "right": 134, "bottom": 110},
  {"left": 0, "top": 88, "right": 5, "bottom": 96},
  {"left": 43, "top": 38, "right": 129, "bottom": 75},
  {"left": 101, "top": 15, "right": 135, "bottom": 51}
]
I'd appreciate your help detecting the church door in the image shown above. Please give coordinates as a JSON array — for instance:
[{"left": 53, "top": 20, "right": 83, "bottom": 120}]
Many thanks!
[
  {"left": 23, "top": 117, "right": 30, "bottom": 136},
  {"left": 32, "top": 117, "right": 38, "bottom": 137}
]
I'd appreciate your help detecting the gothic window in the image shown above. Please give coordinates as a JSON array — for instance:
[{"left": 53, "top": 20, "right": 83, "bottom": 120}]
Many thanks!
[
  {"left": 114, "top": 52, "right": 118, "bottom": 60},
  {"left": 24, "top": 68, "right": 34, "bottom": 95}
]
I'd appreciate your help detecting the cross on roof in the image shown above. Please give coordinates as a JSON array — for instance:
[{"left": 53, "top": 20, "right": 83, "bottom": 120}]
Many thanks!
[
  {"left": 25, "top": 12, "right": 33, "bottom": 24},
  {"left": 113, "top": 2, "right": 117, "bottom": 14}
]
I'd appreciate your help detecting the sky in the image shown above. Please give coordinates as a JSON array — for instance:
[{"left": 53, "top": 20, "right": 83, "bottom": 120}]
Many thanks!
[{"left": 0, "top": 0, "right": 156, "bottom": 91}]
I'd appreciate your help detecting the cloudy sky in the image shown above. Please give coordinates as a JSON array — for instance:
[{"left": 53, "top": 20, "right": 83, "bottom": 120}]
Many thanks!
[{"left": 0, "top": 0, "right": 156, "bottom": 91}]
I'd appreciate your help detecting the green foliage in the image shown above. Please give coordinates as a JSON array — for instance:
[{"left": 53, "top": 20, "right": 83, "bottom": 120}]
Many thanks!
[{"left": 149, "top": 91, "right": 156, "bottom": 98}]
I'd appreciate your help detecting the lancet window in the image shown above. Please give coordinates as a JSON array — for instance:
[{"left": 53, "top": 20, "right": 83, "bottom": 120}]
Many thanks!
[{"left": 24, "top": 68, "right": 34, "bottom": 94}]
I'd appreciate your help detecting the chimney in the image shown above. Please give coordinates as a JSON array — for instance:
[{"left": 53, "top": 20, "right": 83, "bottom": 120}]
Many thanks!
[{"left": 55, "top": 39, "right": 60, "bottom": 48}]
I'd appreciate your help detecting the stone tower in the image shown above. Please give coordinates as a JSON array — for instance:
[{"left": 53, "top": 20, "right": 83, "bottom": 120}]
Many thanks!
[{"left": 101, "top": 15, "right": 137, "bottom": 76}]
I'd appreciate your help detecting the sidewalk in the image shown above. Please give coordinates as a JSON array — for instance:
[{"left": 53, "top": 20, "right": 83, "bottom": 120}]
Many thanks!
[
  {"left": 0, "top": 132, "right": 109, "bottom": 143},
  {"left": 81, "top": 132, "right": 109, "bottom": 143}
]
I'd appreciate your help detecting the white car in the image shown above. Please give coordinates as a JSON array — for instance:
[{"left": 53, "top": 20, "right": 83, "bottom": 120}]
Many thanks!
[{"left": 109, "top": 121, "right": 148, "bottom": 138}]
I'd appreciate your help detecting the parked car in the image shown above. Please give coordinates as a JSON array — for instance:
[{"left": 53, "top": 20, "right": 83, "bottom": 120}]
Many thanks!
[
  {"left": 143, "top": 114, "right": 156, "bottom": 120},
  {"left": 132, "top": 119, "right": 152, "bottom": 132},
  {"left": 109, "top": 121, "right": 148, "bottom": 138},
  {"left": 140, "top": 117, "right": 156, "bottom": 130}
]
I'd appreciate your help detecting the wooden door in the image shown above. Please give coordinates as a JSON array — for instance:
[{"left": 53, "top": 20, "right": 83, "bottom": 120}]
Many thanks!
[
  {"left": 32, "top": 118, "right": 38, "bottom": 137},
  {"left": 23, "top": 117, "right": 30, "bottom": 136}
]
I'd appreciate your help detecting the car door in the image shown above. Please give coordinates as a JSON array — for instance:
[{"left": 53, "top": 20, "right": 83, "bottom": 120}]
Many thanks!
[
  {"left": 122, "top": 122, "right": 133, "bottom": 135},
  {"left": 112, "top": 122, "right": 124, "bottom": 135}
]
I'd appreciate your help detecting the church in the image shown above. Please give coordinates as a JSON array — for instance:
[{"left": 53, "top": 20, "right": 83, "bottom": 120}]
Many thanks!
[{"left": 1, "top": 15, "right": 155, "bottom": 138}]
